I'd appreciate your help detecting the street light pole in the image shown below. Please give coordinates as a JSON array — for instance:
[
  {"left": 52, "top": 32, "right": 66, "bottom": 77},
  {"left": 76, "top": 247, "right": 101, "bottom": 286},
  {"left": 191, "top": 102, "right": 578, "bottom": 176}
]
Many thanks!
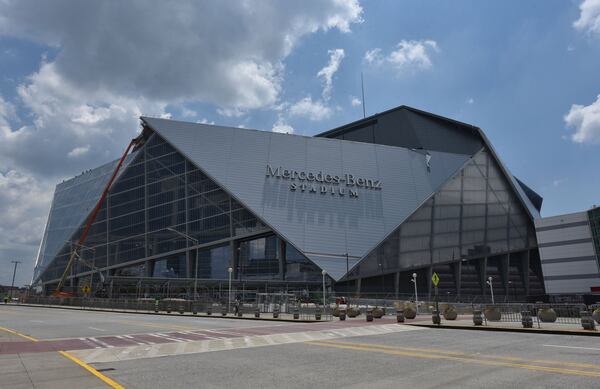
[
  {"left": 228, "top": 267, "right": 233, "bottom": 313},
  {"left": 9, "top": 261, "right": 21, "bottom": 300},
  {"left": 167, "top": 228, "right": 198, "bottom": 300},
  {"left": 322, "top": 270, "right": 327, "bottom": 309},
  {"left": 487, "top": 276, "right": 495, "bottom": 304},
  {"left": 411, "top": 272, "right": 418, "bottom": 314}
]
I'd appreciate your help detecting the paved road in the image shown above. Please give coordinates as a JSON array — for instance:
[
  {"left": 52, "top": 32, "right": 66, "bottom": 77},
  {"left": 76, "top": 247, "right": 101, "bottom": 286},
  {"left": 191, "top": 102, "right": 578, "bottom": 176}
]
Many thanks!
[{"left": 2, "top": 305, "right": 600, "bottom": 388}]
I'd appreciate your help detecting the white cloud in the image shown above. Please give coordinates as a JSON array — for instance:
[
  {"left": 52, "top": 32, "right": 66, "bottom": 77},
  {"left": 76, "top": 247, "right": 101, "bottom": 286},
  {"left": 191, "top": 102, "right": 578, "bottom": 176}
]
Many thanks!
[
  {"left": 574, "top": 0, "right": 600, "bottom": 35},
  {"left": 365, "top": 40, "right": 439, "bottom": 74},
  {"left": 350, "top": 96, "right": 362, "bottom": 107},
  {"left": 0, "top": 62, "right": 162, "bottom": 176},
  {"left": 0, "top": 1, "right": 363, "bottom": 283},
  {"left": 364, "top": 48, "right": 384, "bottom": 66},
  {"left": 197, "top": 118, "right": 215, "bottom": 125},
  {"left": 0, "top": 170, "right": 52, "bottom": 248},
  {"left": 181, "top": 107, "right": 197, "bottom": 118},
  {"left": 271, "top": 117, "right": 295, "bottom": 134},
  {"left": 317, "top": 49, "right": 345, "bottom": 101},
  {"left": 467, "top": 98, "right": 475, "bottom": 104},
  {"left": 564, "top": 94, "right": 600, "bottom": 143},
  {"left": 289, "top": 96, "right": 332, "bottom": 121},
  {"left": 552, "top": 178, "right": 567, "bottom": 187},
  {"left": 67, "top": 145, "right": 90, "bottom": 158},
  {"left": 0, "top": 1, "right": 361, "bottom": 112},
  {"left": 216, "top": 107, "right": 246, "bottom": 117}
]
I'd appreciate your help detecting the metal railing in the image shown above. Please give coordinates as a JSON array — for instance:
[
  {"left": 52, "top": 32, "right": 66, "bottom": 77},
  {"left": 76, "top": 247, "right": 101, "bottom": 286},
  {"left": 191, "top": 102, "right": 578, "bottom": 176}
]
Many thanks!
[{"left": 18, "top": 295, "right": 333, "bottom": 321}]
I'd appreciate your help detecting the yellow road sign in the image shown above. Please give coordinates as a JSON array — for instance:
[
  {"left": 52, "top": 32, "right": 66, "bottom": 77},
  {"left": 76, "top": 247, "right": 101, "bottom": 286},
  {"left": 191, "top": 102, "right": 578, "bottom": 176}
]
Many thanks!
[
  {"left": 81, "top": 285, "right": 91, "bottom": 293},
  {"left": 432, "top": 272, "right": 440, "bottom": 287}
]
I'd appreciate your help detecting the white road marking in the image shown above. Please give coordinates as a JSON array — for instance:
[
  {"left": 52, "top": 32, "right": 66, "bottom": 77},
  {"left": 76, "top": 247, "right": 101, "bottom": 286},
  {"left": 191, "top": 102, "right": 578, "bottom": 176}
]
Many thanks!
[
  {"left": 148, "top": 333, "right": 185, "bottom": 342},
  {"left": 80, "top": 337, "right": 102, "bottom": 349},
  {"left": 67, "top": 324, "right": 425, "bottom": 363},
  {"left": 542, "top": 344, "right": 600, "bottom": 351},
  {"left": 88, "top": 326, "right": 106, "bottom": 332},
  {"left": 123, "top": 334, "right": 154, "bottom": 345},
  {"left": 89, "top": 337, "right": 114, "bottom": 348}
]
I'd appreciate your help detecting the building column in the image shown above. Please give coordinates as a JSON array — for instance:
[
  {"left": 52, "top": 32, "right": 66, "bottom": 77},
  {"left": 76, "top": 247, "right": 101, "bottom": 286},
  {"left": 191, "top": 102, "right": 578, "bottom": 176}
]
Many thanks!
[
  {"left": 278, "top": 238, "right": 286, "bottom": 281},
  {"left": 356, "top": 278, "right": 361, "bottom": 295},
  {"left": 453, "top": 261, "right": 462, "bottom": 297},
  {"left": 501, "top": 253, "right": 510, "bottom": 296},
  {"left": 394, "top": 272, "right": 400, "bottom": 299},
  {"left": 523, "top": 250, "right": 530, "bottom": 296},
  {"left": 480, "top": 257, "right": 488, "bottom": 296},
  {"left": 426, "top": 266, "right": 433, "bottom": 301},
  {"left": 231, "top": 240, "right": 239, "bottom": 280}
]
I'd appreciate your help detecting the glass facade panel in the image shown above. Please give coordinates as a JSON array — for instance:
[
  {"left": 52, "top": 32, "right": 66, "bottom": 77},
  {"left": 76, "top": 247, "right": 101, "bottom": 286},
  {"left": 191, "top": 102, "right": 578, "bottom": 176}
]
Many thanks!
[
  {"left": 285, "top": 243, "right": 322, "bottom": 282},
  {"left": 153, "top": 254, "right": 186, "bottom": 278},
  {"left": 36, "top": 132, "right": 289, "bottom": 285},
  {"left": 194, "top": 245, "right": 232, "bottom": 279},
  {"left": 354, "top": 148, "right": 537, "bottom": 278},
  {"left": 239, "top": 235, "right": 280, "bottom": 280}
]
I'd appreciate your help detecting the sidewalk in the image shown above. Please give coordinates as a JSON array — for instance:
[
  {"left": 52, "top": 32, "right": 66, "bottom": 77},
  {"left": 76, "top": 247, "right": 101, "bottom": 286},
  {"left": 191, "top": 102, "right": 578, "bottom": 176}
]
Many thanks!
[{"left": 401, "top": 314, "right": 600, "bottom": 336}]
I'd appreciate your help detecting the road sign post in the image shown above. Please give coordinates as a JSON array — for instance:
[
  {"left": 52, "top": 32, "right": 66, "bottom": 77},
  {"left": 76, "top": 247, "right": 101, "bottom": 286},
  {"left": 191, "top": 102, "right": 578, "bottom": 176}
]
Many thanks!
[{"left": 432, "top": 272, "right": 441, "bottom": 325}]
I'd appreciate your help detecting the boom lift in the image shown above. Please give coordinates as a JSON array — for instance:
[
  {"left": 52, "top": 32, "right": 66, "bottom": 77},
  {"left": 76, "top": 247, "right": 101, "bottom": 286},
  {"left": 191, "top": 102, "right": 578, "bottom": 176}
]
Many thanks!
[{"left": 53, "top": 137, "right": 140, "bottom": 297}]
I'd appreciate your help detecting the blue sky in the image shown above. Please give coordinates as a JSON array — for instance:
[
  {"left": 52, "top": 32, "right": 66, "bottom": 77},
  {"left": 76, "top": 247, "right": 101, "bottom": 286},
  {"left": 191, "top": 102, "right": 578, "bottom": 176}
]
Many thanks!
[{"left": 1, "top": 0, "right": 599, "bottom": 286}]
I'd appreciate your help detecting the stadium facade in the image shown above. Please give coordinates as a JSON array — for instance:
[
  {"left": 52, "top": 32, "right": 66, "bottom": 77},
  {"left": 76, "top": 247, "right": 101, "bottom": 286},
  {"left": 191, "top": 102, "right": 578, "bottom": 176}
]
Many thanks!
[{"left": 32, "top": 106, "right": 546, "bottom": 299}]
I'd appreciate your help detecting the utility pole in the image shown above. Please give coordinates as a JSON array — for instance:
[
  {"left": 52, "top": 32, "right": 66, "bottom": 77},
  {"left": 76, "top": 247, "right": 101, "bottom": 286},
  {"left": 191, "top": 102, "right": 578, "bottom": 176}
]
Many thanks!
[{"left": 9, "top": 261, "right": 21, "bottom": 300}]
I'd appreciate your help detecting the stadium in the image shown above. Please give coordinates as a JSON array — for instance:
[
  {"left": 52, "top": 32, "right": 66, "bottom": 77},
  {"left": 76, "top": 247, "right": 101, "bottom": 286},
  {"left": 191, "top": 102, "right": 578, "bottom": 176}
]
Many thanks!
[{"left": 32, "top": 105, "right": 546, "bottom": 301}]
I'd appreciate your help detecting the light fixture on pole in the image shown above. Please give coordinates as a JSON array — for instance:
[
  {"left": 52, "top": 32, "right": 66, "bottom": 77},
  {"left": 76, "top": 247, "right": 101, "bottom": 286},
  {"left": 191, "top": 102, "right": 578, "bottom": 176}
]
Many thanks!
[
  {"left": 411, "top": 272, "right": 418, "bottom": 314},
  {"left": 486, "top": 276, "right": 495, "bottom": 304},
  {"left": 167, "top": 227, "right": 199, "bottom": 300},
  {"left": 228, "top": 267, "right": 233, "bottom": 313},
  {"left": 321, "top": 270, "right": 327, "bottom": 309}
]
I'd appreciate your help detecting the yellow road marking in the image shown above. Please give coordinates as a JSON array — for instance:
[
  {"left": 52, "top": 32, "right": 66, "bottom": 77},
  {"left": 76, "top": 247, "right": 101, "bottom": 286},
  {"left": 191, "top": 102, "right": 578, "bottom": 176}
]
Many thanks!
[
  {"left": 0, "top": 325, "right": 39, "bottom": 342},
  {"left": 307, "top": 340, "right": 600, "bottom": 378},
  {"left": 59, "top": 350, "right": 124, "bottom": 389},
  {"left": 0, "top": 326, "right": 124, "bottom": 388},
  {"left": 317, "top": 339, "right": 600, "bottom": 371}
]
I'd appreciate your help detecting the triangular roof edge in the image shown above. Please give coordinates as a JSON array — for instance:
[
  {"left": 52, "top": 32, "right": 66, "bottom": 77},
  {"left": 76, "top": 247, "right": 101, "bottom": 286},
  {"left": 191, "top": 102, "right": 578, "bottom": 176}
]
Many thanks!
[{"left": 140, "top": 118, "right": 339, "bottom": 279}]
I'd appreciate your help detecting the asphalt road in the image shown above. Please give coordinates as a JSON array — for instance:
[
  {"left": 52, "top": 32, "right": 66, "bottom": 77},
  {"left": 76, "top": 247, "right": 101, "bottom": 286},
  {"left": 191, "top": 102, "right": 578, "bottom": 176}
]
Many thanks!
[
  {"left": 0, "top": 304, "right": 284, "bottom": 339},
  {"left": 2, "top": 304, "right": 600, "bottom": 389}
]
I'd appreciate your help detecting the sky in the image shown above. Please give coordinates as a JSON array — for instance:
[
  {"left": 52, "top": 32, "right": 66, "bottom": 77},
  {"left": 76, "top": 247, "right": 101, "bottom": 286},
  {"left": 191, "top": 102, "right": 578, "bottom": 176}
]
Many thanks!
[{"left": 1, "top": 0, "right": 600, "bottom": 286}]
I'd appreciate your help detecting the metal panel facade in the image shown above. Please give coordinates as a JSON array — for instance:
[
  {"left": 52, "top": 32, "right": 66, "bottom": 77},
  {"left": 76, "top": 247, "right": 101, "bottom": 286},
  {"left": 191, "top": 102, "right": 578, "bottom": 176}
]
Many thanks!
[
  {"left": 535, "top": 210, "right": 600, "bottom": 294},
  {"left": 143, "top": 117, "right": 471, "bottom": 280}
]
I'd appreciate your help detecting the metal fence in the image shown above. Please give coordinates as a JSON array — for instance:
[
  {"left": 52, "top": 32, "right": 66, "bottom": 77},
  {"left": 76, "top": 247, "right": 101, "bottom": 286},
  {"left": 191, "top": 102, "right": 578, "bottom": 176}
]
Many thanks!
[
  {"left": 476, "top": 303, "right": 593, "bottom": 327},
  {"left": 18, "top": 295, "right": 333, "bottom": 321}
]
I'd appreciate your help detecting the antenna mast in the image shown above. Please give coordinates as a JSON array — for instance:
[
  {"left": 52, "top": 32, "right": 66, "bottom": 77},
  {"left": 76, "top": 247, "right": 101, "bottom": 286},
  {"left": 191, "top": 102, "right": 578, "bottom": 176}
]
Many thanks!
[{"left": 361, "top": 72, "right": 366, "bottom": 118}]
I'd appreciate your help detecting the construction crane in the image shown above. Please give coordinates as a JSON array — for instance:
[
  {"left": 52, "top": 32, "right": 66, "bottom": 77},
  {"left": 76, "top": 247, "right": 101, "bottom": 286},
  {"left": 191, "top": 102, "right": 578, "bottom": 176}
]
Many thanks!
[{"left": 53, "top": 137, "right": 140, "bottom": 297}]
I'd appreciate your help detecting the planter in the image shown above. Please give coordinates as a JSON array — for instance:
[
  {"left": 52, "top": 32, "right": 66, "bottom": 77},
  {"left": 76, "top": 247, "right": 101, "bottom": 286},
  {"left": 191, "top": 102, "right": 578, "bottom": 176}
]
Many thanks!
[
  {"left": 404, "top": 306, "right": 417, "bottom": 319},
  {"left": 537, "top": 308, "right": 557, "bottom": 323},
  {"left": 443, "top": 307, "right": 457, "bottom": 320},
  {"left": 372, "top": 308, "right": 384, "bottom": 319},
  {"left": 347, "top": 307, "right": 360, "bottom": 318},
  {"left": 592, "top": 308, "right": 600, "bottom": 324},
  {"left": 484, "top": 307, "right": 501, "bottom": 321}
]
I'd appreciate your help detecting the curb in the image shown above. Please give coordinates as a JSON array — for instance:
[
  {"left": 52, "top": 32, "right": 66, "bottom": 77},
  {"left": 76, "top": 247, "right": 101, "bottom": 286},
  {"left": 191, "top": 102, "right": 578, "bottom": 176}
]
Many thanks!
[
  {"left": 405, "top": 322, "right": 600, "bottom": 336},
  {"left": 5, "top": 303, "right": 326, "bottom": 323}
]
